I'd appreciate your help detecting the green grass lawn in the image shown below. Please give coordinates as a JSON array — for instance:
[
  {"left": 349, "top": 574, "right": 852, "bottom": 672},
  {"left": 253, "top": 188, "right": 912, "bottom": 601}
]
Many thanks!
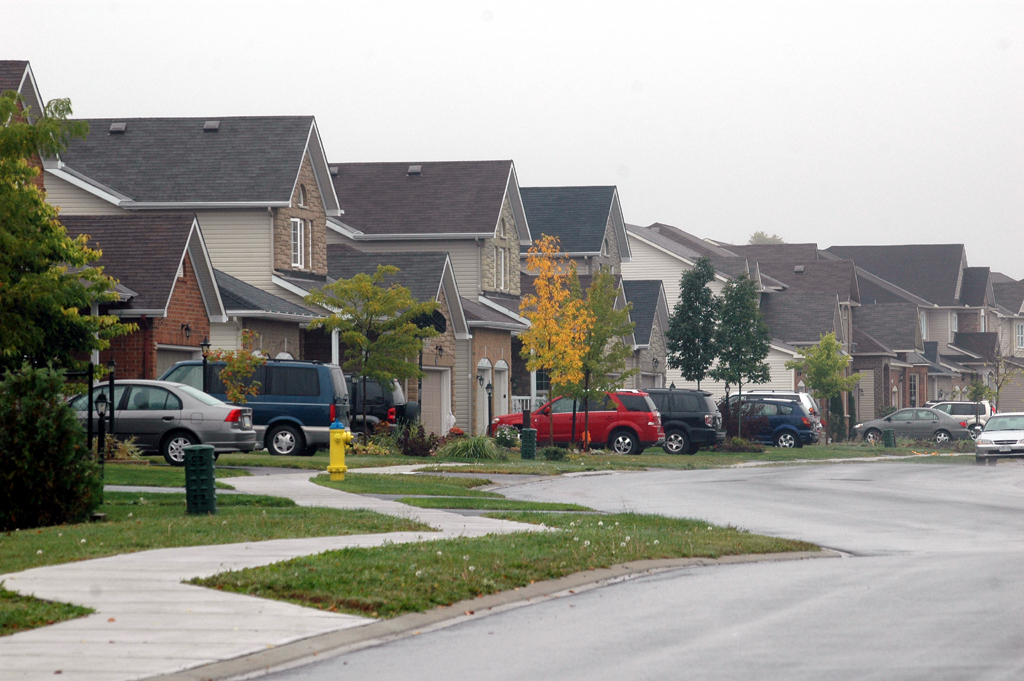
[
  {"left": 104, "top": 464, "right": 252, "bottom": 489},
  {"left": 0, "top": 492, "right": 432, "bottom": 576},
  {"left": 313, "top": 473, "right": 502, "bottom": 497},
  {"left": 1, "top": 585, "right": 93, "bottom": 637},
  {"left": 193, "top": 511, "right": 818, "bottom": 619},
  {"left": 397, "top": 497, "right": 593, "bottom": 511}
]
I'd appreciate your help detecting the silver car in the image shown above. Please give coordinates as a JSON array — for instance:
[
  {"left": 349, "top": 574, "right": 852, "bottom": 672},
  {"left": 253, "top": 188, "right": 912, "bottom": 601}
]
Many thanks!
[
  {"left": 71, "top": 380, "right": 257, "bottom": 465},
  {"left": 853, "top": 407, "right": 973, "bottom": 444},
  {"left": 975, "top": 413, "right": 1024, "bottom": 464}
]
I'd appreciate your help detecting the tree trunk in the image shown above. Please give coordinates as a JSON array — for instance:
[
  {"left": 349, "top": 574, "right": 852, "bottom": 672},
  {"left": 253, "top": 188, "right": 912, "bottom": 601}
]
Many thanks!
[
  {"left": 583, "top": 371, "right": 591, "bottom": 451},
  {"left": 737, "top": 380, "right": 743, "bottom": 439}
]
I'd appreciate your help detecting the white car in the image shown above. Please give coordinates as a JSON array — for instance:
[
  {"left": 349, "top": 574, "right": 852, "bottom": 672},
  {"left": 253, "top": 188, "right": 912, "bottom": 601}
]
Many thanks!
[{"left": 975, "top": 412, "right": 1024, "bottom": 465}]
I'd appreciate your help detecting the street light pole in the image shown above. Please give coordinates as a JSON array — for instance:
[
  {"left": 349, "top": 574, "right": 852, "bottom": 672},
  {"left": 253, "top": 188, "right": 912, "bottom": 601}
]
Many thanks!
[
  {"left": 95, "top": 392, "right": 108, "bottom": 480},
  {"left": 200, "top": 337, "right": 211, "bottom": 393},
  {"left": 106, "top": 358, "right": 116, "bottom": 438},
  {"left": 485, "top": 382, "right": 494, "bottom": 429}
]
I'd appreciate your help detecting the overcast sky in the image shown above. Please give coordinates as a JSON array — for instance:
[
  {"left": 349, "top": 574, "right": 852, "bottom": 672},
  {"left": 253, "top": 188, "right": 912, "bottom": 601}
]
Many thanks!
[{"left": 7, "top": 1, "right": 1023, "bottom": 278}]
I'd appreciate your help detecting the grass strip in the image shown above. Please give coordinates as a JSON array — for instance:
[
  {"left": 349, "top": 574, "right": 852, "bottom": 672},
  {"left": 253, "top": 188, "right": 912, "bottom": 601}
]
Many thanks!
[
  {"left": 0, "top": 585, "right": 93, "bottom": 637},
  {"left": 103, "top": 464, "right": 252, "bottom": 488},
  {"left": 396, "top": 497, "right": 592, "bottom": 511},
  {"left": 192, "top": 511, "right": 817, "bottom": 619},
  {"left": 0, "top": 491, "right": 431, "bottom": 575},
  {"left": 314, "top": 473, "right": 501, "bottom": 498}
]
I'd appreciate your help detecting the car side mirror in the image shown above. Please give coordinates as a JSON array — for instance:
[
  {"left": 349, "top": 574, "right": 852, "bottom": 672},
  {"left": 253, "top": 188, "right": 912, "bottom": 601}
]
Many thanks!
[
  {"left": 541, "top": 407, "right": 551, "bottom": 416},
  {"left": 884, "top": 417, "right": 891, "bottom": 422}
]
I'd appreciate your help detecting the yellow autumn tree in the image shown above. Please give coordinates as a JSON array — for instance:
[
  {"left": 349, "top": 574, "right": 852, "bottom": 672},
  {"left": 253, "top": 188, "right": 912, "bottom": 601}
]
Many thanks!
[{"left": 519, "top": 235, "right": 594, "bottom": 444}]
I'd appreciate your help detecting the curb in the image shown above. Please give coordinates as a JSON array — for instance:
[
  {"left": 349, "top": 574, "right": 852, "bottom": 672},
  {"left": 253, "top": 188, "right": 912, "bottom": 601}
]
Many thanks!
[{"left": 147, "top": 549, "right": 839, "bottom": 681}]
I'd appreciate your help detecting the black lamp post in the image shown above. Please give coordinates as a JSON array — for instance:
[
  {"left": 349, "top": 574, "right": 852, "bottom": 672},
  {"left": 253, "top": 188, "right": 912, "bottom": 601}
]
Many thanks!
[
  {"left": 95, "top": 392, "right": 108, "bottom": 476},
  {"left": 485, "top": 382, "right": 494, "bottom": 427},
  {"left": 106, "top": 358, "right": 116, "bottom": 438},
  {"left": 200, "top": 337, "right": 211, "bottom": 393}
]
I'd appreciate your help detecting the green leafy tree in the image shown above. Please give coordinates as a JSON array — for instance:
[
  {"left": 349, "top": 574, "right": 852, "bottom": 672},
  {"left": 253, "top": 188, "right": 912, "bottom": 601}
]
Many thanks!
[
  {"left": 711, "top": 275, "right": 771, "bottom": 438},
  {"left": 207, "top": 329, "right": 268, "bottom": 404},
  {"left": 565, "top": 267, "right": 636, "bottom": 448},
  {"left": 748, "top": 231, "right": 785, "bottom": 245},
  {"left": 666, "top": 256, "right": 719, "bottom": 389},
  {"left": 785, "top": 332, "right": 861, "bottom": 442},
  {"left": 0, "top": 92, "right": 133, "bottom": 373},
  {"left": 967, "top": 378, "right": 997, "bottom": 433},
  {"left": 305, "top": 265, "right": 439, "bottom": 430}
]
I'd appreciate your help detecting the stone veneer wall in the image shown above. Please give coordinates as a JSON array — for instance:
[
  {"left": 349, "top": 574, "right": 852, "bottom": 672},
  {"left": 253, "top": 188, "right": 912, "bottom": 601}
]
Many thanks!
[
  {"left": 591, "top": 214, "right": 621, "bottom": 274},
  {"left": 481, "top": 194, "right": 521, "bottom": 296},
  {"left": 273, "top": 152, "right": 327, "bottom": 275},
  {"left": 407, "top": 287, "right": 457, "bottom": 418},
  {"left": 636, "top": 313, "right": 668, "bottom": 385}
]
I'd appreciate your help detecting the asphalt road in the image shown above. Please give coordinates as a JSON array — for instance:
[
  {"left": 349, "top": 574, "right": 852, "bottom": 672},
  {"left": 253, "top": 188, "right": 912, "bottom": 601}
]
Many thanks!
[{"left": 263, "top": 463, "right": 1024, "bottom": 680}]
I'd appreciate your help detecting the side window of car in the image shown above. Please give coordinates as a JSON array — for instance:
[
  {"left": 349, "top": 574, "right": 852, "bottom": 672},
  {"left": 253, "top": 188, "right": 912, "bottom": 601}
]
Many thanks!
[
  {"left": 776, "top": 403, "right": 793, "bottom": 415},
  {"left": 672, "top": 394, "right": 701, "bottom": 412},
  {"left": 915, "top": 409, "right": 937, "bottom": 420},
  {"left": 165, "top": 364, "right": 203, "bottom": 390},
  {"left": 586, "top": 395, "right": 615, "bottom": 412},
  {"left": 891, "top": 410, "right": 913, "bottom": 422},
  {"left": 649, "top": 393, "right": 669, "bottom": 412},
  {"left": 760, "top": 403, "right": 779, "bottom": 416},
  {"left": 126, "top": 386, "right": 181, "bottom": 411},
  {"left": 266, "top": 367, "right": 320, "bottom": 397},
  {"left": 549, "top": 398, "right": 576, "bottom": 414}
]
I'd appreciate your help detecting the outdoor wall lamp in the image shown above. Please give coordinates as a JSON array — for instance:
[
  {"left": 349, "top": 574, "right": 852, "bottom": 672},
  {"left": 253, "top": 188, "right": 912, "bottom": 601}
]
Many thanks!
[
  {"left": 435, "top": 345, "right": 444, "bottom": 365},
  {"left": 181, "top": 323, "right": 191, "bottom": 339},
  {"left": 653, "top": 358, "right": 659, "bottom": 370},
  {"left": 477, "top": 374, "right": 485, "bottom": 388}
]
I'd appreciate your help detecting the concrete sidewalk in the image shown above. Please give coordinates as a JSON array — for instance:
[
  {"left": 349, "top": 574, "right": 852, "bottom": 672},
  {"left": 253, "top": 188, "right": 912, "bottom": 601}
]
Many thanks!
[{"left": 0, "top": 471, "right": 542, "bottom": 681}]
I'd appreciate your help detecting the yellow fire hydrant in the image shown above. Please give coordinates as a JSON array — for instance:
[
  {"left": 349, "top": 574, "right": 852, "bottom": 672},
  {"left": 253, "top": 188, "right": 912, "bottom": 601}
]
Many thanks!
[{"left": 328, "top": 422, "right": 353, "bottom": 481}]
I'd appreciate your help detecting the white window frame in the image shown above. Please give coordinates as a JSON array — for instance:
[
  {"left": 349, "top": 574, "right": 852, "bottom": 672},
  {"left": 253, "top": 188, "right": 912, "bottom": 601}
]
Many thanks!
[
  {"left": 920, "top": 311, "right": 927, "bottom": 340},
  {"left": 908, "top": 373, "right": 918, "bottom": 408},
  {"left": 499, "top": 248, "right": 507, "bottom": 290},
  {"left": 951, "top": 312, "right": 958, "bottom": 337},
  {"left": 297, "top": 185, "right": 307, "bottom": 208},
  {"left": 981, "top": 309, "right": 986, "bottom": 332},
  {"left": 291, "top": 218, "right": 304, "bottom": 268},
  {"left": 1016, "top": 322, "right": 1024, "bottom": 349}
]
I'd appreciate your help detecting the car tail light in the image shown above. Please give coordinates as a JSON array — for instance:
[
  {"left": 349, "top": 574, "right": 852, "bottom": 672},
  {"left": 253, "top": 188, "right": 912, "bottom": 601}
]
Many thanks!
[
  {"left": 801, "top": 417, "right": 812, "bottom": 428},
  {"left": 225, "top": 408, "right": 242, "bottom": 423},
  {"left": 387, "top": 407, "right": 396, "bottom": 424},
  {"left": 959, "top": 421, "right": 967, "bottom": 428},
  {"left": 704, "top": 414, "right": 713, "bottom": 427},
  {"left": 330, "top": 403, "right": 336, "bottom": 422}
]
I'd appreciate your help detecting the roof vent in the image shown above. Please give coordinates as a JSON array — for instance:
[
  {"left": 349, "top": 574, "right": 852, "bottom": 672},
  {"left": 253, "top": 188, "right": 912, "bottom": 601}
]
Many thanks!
[
  {"left": 794, "top": 265, "right": 805, "bottom": 274},
  {"left": 329, "top": 165, "right": 339, "bottom": 176},
  {"left": 203, "top": 120, "right": 220, "bottom": 132},
  {"left": 108, "top": 121, "right": 126, "bottom": 134},
  {"left": 407, "top": 165, "right": 422, "bottom": 176}
]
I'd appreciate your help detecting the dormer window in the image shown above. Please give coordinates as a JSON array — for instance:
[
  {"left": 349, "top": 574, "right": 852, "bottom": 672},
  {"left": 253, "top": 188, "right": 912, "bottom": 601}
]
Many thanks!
[
  {"left": 291, "top": 218, "right": 305, "bottom": 268},
  {"left": 297, "top": 185, "right": 307, "bottom": 208}
]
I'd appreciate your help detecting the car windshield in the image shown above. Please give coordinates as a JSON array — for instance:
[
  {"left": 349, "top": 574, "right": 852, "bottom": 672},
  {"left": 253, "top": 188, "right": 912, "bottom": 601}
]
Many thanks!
[
  {"left": 983, "top": 416, "right": 1024, "bottom": 432},
  {"left": 177, "top": 384, "right": 227, "bottom": 406}
]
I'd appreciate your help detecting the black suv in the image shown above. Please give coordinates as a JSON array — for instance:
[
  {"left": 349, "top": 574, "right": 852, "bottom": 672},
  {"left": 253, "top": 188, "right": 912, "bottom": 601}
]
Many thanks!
[
  {"left": 346, "top": 376, "right": 420, "bottom": 433},
  {"left": 646, "top": 388, "right": 725, "bottom": 454}
]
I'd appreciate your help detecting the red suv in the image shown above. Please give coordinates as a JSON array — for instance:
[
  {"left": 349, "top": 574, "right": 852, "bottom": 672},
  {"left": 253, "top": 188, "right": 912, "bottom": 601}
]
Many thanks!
[{"left": 489, "top": 390, "right": 664, "bottom": 455}]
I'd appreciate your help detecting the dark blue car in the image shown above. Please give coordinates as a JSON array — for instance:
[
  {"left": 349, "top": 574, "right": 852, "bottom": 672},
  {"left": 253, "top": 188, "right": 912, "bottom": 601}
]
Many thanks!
[{"left": 734, "top": 396, "right": 818, "bottom": 448}]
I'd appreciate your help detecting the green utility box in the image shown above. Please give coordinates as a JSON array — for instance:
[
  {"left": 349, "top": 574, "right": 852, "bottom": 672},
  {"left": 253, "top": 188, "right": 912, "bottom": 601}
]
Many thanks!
[
  {"left": 184, "top": 444, "right": 216, "bottom": 515},
  {"left": 521, "top": 428, "right": 537, "bottom": 460},
  {"left": 882, "top": 429, "right": 896, "bottom": 449}
]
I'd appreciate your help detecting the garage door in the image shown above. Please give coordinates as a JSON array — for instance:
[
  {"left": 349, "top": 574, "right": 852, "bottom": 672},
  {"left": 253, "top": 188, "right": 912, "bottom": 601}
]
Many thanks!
[
  {"left": 156, "top": 348, "right": 199, "bottom": 378},
  {"left": 421, "top": 368, "right": 449, "bottom": 435}
]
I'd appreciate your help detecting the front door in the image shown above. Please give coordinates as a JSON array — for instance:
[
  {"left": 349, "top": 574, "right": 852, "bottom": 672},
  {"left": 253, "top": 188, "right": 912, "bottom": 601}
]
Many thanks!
[{"left": 420, "top": 369, "right": 446, "bottom": 435}]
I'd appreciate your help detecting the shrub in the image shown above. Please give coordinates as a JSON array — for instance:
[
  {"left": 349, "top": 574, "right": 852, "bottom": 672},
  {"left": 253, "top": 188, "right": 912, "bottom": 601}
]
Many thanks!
[
  {"left": 100, "top": 435, "right": 142, "bottom": 461},
  {"left": 435, "top": 435, "right": 506, "bottom": 460},
  {"left": 493, "top": 425, "right": 520, "bottom": 449},
  {"left": 0, "top": 365, "right": 102, "bottom": 530},
  {"left": 539, "top": 446, "right": 566, "bottom": 461},
  {"left": 350, "top": 440, "right": 394, "bottom": 457},
  {"left": 397, "top": 423, "right": 438, "bottom": 457}
]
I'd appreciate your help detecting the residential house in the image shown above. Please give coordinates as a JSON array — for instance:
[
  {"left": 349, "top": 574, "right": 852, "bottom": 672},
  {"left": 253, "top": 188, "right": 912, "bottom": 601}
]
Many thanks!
[
  {"left": 44, "top": 115, "right": 339, "bottom": 359},
  {"left": 61, "top": 214, "right": 226, "bottom": 378},
  {"left": 992, "top": 278, "right": 1024, "bottom": 410},
  {"left": 1, "top": 60, "right": 46, "bottom": 190},
  {"left": 324, "top": 160, "right": 531, "bottom": 432},
  {"left": 621, "top": 280, "right": 669, "bottom": 389}
]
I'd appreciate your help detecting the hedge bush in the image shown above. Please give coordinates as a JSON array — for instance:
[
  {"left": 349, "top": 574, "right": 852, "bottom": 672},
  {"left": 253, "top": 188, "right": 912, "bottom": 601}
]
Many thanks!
[
  {"left": 435, "top": 435, "right": 506, "bottom": 460},
  {"left": 0, "top": 365, "right": 102, "bottom": 530}
]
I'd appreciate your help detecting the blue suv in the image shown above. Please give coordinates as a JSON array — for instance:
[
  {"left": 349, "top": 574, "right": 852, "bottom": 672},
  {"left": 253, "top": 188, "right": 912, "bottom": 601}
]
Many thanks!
[
  {"left": 160, "top": 360, "right": 350, "bottom": 456},
  {"left": 723, "top": 396, "right": 817, "bottom": 448}
]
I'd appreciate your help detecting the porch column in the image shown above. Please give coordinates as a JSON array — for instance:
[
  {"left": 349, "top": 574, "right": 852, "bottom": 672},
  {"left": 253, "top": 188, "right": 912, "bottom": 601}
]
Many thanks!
[
  {"left": 530, "top": 369, "right": 537, "bottom": 408},
  {"left": 331, "top": 329, "right": 339, "bottom": 365}
]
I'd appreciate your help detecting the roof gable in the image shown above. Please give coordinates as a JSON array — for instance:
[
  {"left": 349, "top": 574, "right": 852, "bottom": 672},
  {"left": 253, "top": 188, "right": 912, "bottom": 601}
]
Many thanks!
[
  {"left": 215, "top": 270, "right": 316, "bottom": 319},
  {"left": 625, "top": 223, "right": 740, "bottom": 283},
  {"left": 853, "top": 303, "right": 922, "bottom": 353},
  {"left": 759, "top": 291, "right": 841, "bottom": 345},
  {"left": 826, "top": 244, "right": 966, "bottom": 306},
  {"left": 960, "top": 267, "right": 992, "bottom": 307},
  {"left": 993, "top": 281, "right": 1024, "bottom": 316},
  {"left": 756, "top": 259, "right": 860, "bottom": 304},
  {"left": 622, "top": 280, "right": 666, "bottom": 346},
  {"left": 56, "top": 116, "right": 339, "bottom": 212},
  {"left": 327, "top": 160, "right": 527, "bottom": 242},
  {"left": 521, "top": 186, "right": 623, "bottom": 256},
  {"left": 0, "top": 60, "right": 44, "bottom": 116}
]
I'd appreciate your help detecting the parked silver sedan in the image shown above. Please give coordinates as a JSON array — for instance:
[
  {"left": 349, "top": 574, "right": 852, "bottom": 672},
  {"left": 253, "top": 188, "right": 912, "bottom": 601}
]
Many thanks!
[
  {"left": 71, "top": 380, "right": 257, "bottom": 465},
  {"left": 853, "top": 407, "right": 973, "bottom": 444},
  {"left": 975, "top": 413, "right": 1024, "bottom": 464}
]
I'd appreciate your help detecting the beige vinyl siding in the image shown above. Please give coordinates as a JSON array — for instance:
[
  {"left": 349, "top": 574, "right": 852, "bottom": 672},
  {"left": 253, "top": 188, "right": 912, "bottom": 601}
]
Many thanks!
[
  {"left": 925, "top": 309, "right": 951, "bottom": 351},
  {"left": 327, "top": 234, "right": 482, "bottom": 297},
  {"left": 858, "top": 372, "right": 875, "bottom": 423},
  {"left": 44, "top": 175, "right": 124, "bottom": 215},
  {"left": 622, "top": 238, "right": 688, "bottom": 311},
  {"left": 194, "top": 210, "right": 273, "bottom": 292},
  {"left": 455, "top": 337, "right": 472, "bottom": 431},
  {"left": 209, "top": 320, "right": 242, "bottom": 351}
]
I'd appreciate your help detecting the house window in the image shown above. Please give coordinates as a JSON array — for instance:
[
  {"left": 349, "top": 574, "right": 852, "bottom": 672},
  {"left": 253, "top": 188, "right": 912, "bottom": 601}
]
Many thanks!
[
  {"left": 951, "top": 312, "right": 958, "bottom": 336},
  {"left": 981, "top": 309, "right": 986, "bottom": 332},
  {"left": 499, "top": 217, "right": 506, "bottom": 238},
  {"left": 297, "top": 185, "right": 307, "bottom": 208},
  {"left": 920, "top": 311, "right": 927, "bottom": 340},
  {"left": 535, "top": 369, "right": 550, "bottom": 392},
  {"left": 291, "top": 218, "right": 304, "bottom": 268},
  {"left": 1017, "top": 323, "right": 1024, "bottom": 349},
  {"left": 602, "top": 238, "right": 609, "bottom": 257},
  {"left": 909, "top": 373, "right": 918, "bottom": 408}
]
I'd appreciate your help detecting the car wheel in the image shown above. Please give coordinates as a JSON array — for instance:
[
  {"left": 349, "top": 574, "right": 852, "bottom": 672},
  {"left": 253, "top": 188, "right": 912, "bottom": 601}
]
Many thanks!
[
  {"left": 267, "top": 424, "right": 304, "bottom": 456},
  {"left": 608, "top": 429, "right": 640, "bottom": 456},
  {"left": 933, "top": 429, "right": 951, "bottom": 445},
  {"left": 864, "top": 428, "right": 881, "bottom": 444},
  {"left": 662, "top": 430, "right": 690, "bottom": 455},
  {"left": 162, "top": 430, "right": 196, "bottom": 466},
  {"left": 774, "top": 431, "right": 797, "bottom": 448},
  {"left": 969, "top": 425, "right": 982, "bottom": 441}
]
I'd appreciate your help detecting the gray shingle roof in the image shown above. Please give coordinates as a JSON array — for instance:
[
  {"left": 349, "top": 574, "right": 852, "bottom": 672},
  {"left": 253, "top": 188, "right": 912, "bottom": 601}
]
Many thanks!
[
  {"left": 325, "top": 248, "right": 448, "bottom": 303},
  {"left": 959, "top": 267, "right": 991, "bottom": 307},
  {"left": 993, "top": 281, "right": 1024, "bottom": 316},
  {"left": 725, "top": 243, "right": 822, "bottom": 264},
  {"left": 826, "top": 244, "right": 965, "bottom": 306},
  {"left": 622, "top": 280, "right": 662, "bottom": 346},
  {"left": 853, "top": 303, "right": 921, "bottom": 352},
  {"left": 758, "top": 291, "right": 840, "bottom": 345},
  {"left": 639, "top": 222, "right": 740, "bottom": 259},
  {"left": 754, "top": 259, "right": 860, "bottom": 304},
  {"left": 852, "top": 326, "right": 894, "bottom": 356},
  {"left": 461, "top": 297, "right": 527, "bottom": 330},
  {"left": 61, "top": 214, "right": 195, "bottom": 312},
  {"left": 60, "top": 116, "right": 315, "bottom": 203},
  {"left": 952, "top": 332, "right": 999, "bottom": 362},
  {"left": 0, "top": 60, "right": 28, "bottom": 94},
  {"left": 215, "top": 270, "right": 317, "bottom": 318},
  {"left": 329, "top": 160, "right": 513, "bottom": 236},
  {"left": 625, "top": 223, "right": 750, "bottom": 280},
  {"left": 521, "top": 186, "right": 615, "bottom": 253}
]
